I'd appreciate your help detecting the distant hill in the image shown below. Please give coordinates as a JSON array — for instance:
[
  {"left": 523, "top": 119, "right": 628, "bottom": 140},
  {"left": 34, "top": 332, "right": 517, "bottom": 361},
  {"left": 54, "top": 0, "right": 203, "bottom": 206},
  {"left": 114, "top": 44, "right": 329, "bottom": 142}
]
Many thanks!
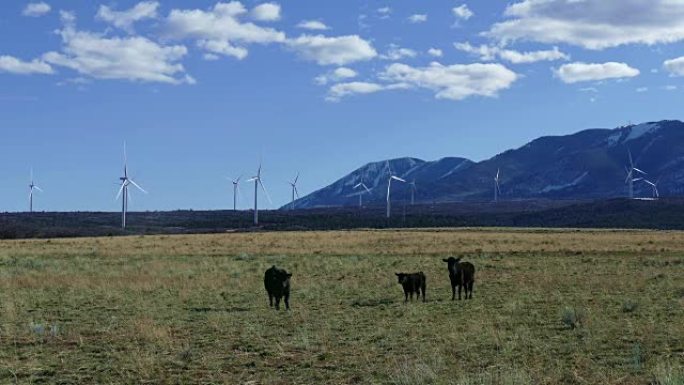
[{"left": 288, "top": 120, "right": 684, "bottom": 209}]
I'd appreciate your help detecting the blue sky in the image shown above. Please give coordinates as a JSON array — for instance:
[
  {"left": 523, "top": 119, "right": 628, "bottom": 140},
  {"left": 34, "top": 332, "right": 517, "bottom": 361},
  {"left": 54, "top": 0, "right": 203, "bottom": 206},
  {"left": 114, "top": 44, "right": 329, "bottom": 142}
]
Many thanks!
[{"left": 2, "top": 0, "right": 684, "bottom": 211}]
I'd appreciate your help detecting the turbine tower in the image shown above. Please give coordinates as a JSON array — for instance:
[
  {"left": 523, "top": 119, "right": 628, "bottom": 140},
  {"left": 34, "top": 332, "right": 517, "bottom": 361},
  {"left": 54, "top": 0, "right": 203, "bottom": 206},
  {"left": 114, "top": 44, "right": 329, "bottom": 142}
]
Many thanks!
[
  {"left": 246, "top": 163, "right": 271, "bottom": 225},
  {"left": 230, "top": 176, "right": 241, "bottom": 211},
  {"left": 409, "top": 180, "right": 417, "bottom": 205},
  {"left": 494, "top": 169, "right": 501, "bottom": 203},
  {"left": 288, "top": 173, "right": 300, "bottom": 210},
  {"left": 353, "top": 182, "right": 371, "bottom": 207},
  {"left": 115, "top": 143, "right": 146, "bottom": 230},
  {"left": 625, "top": 149, "right": 646, "bottom": 199},
  {"left": 385, "top": 162, "right": 406, "bottom": 218},
  {"left": 28, "top": 168, "right": 43, "bottom": 213}
]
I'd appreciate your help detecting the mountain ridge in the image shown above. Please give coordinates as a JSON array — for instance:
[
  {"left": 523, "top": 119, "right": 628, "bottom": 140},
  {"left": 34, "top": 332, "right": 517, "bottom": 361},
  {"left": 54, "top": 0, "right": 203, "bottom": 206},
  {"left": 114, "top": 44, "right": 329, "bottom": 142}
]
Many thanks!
[{"left": 287, "top": 120, "right": 684, "bottom": 209}]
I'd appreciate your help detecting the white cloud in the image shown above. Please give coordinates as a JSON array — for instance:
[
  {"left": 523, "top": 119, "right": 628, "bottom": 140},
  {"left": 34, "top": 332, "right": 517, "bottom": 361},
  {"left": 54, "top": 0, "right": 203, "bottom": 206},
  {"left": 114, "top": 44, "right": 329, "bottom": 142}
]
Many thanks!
[
  {"left": 0, "top": 55, "right": 53, "bottom": 75},
  {"left": 452, "top": 4, "right": 473, "bottom": 20},
  {"left": 96, "top": 1, "right": 159, "bottom": 33},
  {"left": 664, "top": 56, "right": 684, "bottom": 76},
  {"left": 250, "top": 3, "right": 281, "bottom": 22},
  {"left": 326, "top": 81, "right": 385, "bottom": 101},
  {"left": 408, "top": 14, "right": 427, "bottom": 24},
  {"left": 381, "top": 45, "right": 417, "bottom": 60},
  {"left": 636, "top": 87, "right": 648, "bottom": 92},
  {"left": 377, "top": 7, "right": 392, "bottom": 18},
  {"left": 315, "top": 67, "right": 358, "bottom": 85},
  {"left": 663, "top": 85, "right": 677, "bottom": 91},
  {"left": 297, "top": 20, "right": 329, "bottom": 30},
  {"left": 427, "top": 48, "right": 443, "bottom": 57},
  {"left": 487, "top": 0, "right": 684, "bottom": 50},
  {"left": 329, "top": 62, "right": 517, "bottom": 101},
  {"left": 287, "top": 34, "right": 377, "bottom": 65},
  {"left": 454, "top": 42, "right": 568, "bottom": 64},
  {"left": 379, "top": 62, "right": 517, "bottom": 100},
  {"left": 23, "top": 2, "right": 51, "bottom": 17},
  {"left": 43, "top": 15, "right": 193, "bottom": 84},
  {"left": 553, "top": 62, "right": 640, "bottom": 84},
  {"left": 164, "top": 2, "right": 286, "bottom": 59}
]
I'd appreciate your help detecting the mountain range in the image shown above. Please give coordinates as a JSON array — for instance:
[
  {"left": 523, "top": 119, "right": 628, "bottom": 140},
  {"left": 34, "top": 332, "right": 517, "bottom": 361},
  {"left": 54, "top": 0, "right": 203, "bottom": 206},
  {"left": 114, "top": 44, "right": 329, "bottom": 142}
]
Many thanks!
[{"left": 289, "top": 120, "right": 684, "bottom": 209}]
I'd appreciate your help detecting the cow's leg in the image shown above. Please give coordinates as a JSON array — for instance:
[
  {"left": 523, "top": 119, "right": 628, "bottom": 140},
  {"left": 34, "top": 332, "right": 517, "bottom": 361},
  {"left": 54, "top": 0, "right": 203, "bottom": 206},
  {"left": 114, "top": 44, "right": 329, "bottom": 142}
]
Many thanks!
[
  {"left": 421, "top": 286, "right": 426, "bottom": 302},
  {"left": 469, "top": 282, "right": 474, "bottom": 299},
  {"left": 404, "top": 291, "right": 408, "bottom": 303},
  {"left": 284, "top": 293, "right": 290, "bottom": 310},
  {"left": 458, "top": 284, "right": 462, "bottom": 300},
  {"left": 275, "top": 296, "right": 281, "bottom": 310},
  {"left": 268, "top": 292, "right": 273, "bottom": 307},
  {"left": 451, "top": 284, "right": 455, "bottom": 301}
]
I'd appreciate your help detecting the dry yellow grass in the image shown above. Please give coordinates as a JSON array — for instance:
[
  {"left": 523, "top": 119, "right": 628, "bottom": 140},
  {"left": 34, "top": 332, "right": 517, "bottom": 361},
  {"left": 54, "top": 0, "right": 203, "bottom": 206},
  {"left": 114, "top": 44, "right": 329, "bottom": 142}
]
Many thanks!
[{"left": 0, "top": 228, "right": 682, "bottom": 384}]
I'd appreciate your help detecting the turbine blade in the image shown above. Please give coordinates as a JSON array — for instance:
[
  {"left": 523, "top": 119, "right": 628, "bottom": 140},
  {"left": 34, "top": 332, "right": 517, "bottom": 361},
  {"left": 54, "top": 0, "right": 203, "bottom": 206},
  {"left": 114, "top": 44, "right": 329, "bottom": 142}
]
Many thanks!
[
  {"left": 129, "top": 179, "right": 147, "bottom": 194},
  {"left": 294, "top": 173, "right": 299, "bottom": 184},
  {"left": 294, "top": 186, "right": 299, "bottom": 198},
  {"left": 259, "top": 180, "right": 273, "bottom": 205},
  {"left": 354, "top": 183, "right": 362, "bottom": 189},
  {"left": 633, "top": 167, "right": 646, "bottom": 175},
  {"left": 246, "top": 177, "right": 257, "bottom": 182},
  {"left": 392, "top": 176, "right": 406, "bottom": 182},
  {"left": 115, "top": 183, "right": 125, "bottom": 201},
  {"left": 34, "top": 186, "right": 43, "bottom": 193}
]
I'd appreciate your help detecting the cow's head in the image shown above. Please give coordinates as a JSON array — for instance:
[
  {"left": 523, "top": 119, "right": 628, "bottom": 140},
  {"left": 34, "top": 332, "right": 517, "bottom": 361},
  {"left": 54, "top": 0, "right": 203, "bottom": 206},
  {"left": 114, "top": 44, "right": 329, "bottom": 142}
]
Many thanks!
[
  {"left": 442, "top": 256, "right": 461, "bottom": 273},
  {"left": 395, "top": 273, "right": 408, "bottom": 285}
]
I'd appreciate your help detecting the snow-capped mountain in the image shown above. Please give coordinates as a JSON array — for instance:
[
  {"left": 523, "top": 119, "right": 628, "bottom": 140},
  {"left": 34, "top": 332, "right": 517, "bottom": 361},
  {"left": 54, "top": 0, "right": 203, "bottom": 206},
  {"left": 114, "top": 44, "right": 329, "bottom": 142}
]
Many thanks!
[{"left": 288, "top": 120, "right": 684, "bottom": 209}]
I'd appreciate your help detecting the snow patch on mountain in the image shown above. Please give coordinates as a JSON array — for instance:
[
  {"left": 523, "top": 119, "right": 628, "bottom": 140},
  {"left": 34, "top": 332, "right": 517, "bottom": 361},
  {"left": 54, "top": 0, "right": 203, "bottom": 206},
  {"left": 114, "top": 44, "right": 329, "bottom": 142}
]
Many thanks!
[
  {"left": 540, "top": 172, "right": 588, "bottom": 193},
  {"left": 625, "top": 123, "right": 659, "bottom": 142}
]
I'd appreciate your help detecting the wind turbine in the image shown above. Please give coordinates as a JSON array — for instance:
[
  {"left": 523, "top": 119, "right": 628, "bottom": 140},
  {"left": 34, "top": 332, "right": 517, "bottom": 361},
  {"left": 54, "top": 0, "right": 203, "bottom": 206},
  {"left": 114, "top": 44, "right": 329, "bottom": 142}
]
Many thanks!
[
  {"left": 408, "top": 180, "right": 417, "bottom": 205},
  {"left": 28, "top": 168, "right": 43, "bottom": 213},
  {"left": 494, "top": 169, "right": 501, "bottom": 203},
  {"left": 246, "top": 163, "right": 271, "bottom": 225},
  {"left": 625, "top": 149, "right": 646, "bottom": 199},
  {"left": 288, "top": 173, "right": 300, "bottom": 210},
  {"left": 115, "top": 143, "right": 146, "bottom": 230},
  {"left": 230, "top": 176, "right": 241, "bottom": 211},
  {"left": 353, "top": 182, "right": 371, "bottom": 207},
  {"left": 386, "top": 162, "right": 406, "bottom": 218},
  {"left": 643, "top": 179, "right": 659, "bottom": 199}
]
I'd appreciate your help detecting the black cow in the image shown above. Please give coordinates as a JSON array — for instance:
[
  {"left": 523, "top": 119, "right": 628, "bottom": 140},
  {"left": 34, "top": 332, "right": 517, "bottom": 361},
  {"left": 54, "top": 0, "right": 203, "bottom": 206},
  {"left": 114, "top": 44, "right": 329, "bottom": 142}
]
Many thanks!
[
  {"left": 395, "top": 272, "right": 426, "bottom": 303},
  {"left": 442, "top": 257, "right": 475, "bottom": 300},
  {"left": 264, "top": 265, "right": 292, "bottom": 310}
]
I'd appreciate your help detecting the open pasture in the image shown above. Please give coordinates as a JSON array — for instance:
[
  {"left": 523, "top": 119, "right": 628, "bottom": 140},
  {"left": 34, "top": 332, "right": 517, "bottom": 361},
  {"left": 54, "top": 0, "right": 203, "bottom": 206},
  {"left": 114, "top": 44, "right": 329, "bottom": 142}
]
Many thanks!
[{"left": 0, "top": 228, "right": 683, "bottom": 384}]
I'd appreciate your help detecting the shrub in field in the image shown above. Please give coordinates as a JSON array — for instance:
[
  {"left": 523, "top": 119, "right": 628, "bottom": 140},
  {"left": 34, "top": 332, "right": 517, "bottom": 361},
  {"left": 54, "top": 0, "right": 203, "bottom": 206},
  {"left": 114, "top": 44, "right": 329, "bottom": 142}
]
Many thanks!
[
  {"left": 622, "top": 299, "right": 638, "bottom": 313},
  {"left": 560, "top": 307, "right": 585, "bottom": 329},
  {"left": 632, "top": 343, "right": 643, "bottom": 372}
]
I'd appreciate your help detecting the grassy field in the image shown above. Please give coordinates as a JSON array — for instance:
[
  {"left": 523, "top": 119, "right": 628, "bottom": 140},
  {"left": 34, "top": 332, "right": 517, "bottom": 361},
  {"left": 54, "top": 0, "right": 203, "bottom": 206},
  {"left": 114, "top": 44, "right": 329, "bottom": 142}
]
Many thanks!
[{"left": 0, "top": 228, "right": 683, "bottom": 384}]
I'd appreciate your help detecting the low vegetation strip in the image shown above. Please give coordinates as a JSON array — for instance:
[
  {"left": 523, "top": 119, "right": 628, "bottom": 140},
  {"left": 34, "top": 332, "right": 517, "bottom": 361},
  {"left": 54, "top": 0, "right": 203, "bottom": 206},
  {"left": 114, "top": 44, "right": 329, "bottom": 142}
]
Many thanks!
[{"left": 0, "top": 229, "right": 682, "bottom": 384}]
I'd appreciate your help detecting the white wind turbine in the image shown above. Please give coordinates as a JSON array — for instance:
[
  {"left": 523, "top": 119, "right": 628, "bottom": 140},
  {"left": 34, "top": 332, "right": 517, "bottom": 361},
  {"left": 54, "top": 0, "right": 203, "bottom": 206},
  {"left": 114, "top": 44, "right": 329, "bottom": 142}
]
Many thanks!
[
  {"left": 230, "top": 176, "right": 242, "bottom": 211},
  {"left": 386, "top": 162, "right": 406, "bottom": 218},
  {"left": 643, "top": 179, "right": 660, "bottom": 199},
  {"left": 494, "top": 168, "right": 501, "bottom": 203},
  {"left": 353, "top": 182, "right": 371, "bottom": 207},
  {"left": 246, "top": 163, "right": 271, "bottom": 225},
  {"left": 288, "top": 173, "right": 300, "bottom": 210},
  {"left": 409, "top": 180, "right": 417, "bottom": 205},
  {"left": 115, "top": 143, "right": 146, "bottom": 230},
  {"left": 28, "top": 168, "right": 43, "bottom": 213},
  {"left": 625, "top": 149, "right": 646, "bottom": 199}
]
